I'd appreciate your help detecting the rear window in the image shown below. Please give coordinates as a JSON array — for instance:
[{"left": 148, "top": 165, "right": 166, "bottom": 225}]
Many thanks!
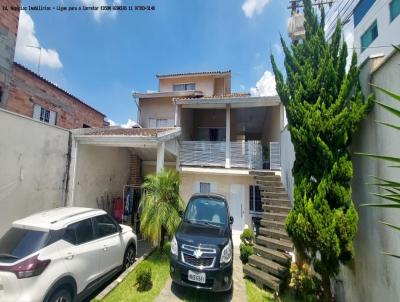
[
  {"left": 0, "top": 228, "right": 49, "bottom": 263},
  {"left": 184, "top": 197, "right": 228, "bottom": 225}
]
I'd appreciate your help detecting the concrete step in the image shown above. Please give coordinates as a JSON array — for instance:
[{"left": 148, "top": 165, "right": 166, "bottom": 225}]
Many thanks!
[
  {"left": 258, "top": 186, "right": 286, "bottom": 193},
  {"left": 259, "top": 227, "right": 290, "bottom": 241},
  {"left": 261, "top": 198, "right": 291, "bottom": 207},
  {"left": 261, "top": 192, "right": 289, "bottom": 200},
  {"left": 254, "top": 175, "right": 281, "bottom": 182},
  {"left": 243, "top": 264, "right": 280, "bottom": 291},
  {"left": 249, "top": 170, "right": 277, "bottom": 177},
  {"left": 256, "top": 236, "right": 294, "bottom": 252},
  {"left": 253, "top": 244, "right": 291, "bottom": 265},
  {"left": 254, "top": 180, "right": 283, "bottom": 187},
  {"left": 260, "top": 219, "right": 286, "bottom": 230},
  {"left": 262, "top": 212, "right": 287, "bottom": 222},
  {"left": 262, "top": 204, "right": 291, "bottom": 214},
  {"left": 248, "top": 254, "right": 288, "bottom": 277}
]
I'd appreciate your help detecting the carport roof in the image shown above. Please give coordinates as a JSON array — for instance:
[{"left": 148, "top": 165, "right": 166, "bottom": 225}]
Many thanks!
[
  {"left": 85, "top": 127, "right": 174, "bottom": 137},
  {"left": 72, "top": 127, "right": 181, "bottom": 147}
]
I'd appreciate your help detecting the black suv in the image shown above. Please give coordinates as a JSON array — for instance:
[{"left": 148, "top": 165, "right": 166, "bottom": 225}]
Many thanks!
[{"left": 170, "top": 194, "right": 233, "bottom": 292}]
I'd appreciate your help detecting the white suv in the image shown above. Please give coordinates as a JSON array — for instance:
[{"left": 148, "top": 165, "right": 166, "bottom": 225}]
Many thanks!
[{"left": 0, "top": 207, "right": 137, "bottom": 302}]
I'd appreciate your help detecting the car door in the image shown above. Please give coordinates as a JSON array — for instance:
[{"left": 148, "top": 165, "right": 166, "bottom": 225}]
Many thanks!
[
  {"left": 93, "top": 214, "right": 124, "bottom": 276},
  {"left": 59, "top": 218, "right": 103, "bottom": 294}
]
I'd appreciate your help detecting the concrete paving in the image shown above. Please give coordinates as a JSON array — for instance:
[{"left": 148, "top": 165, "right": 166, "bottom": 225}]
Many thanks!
[{"left": 156, "top": 247, "right": 248, "bottom": 302}]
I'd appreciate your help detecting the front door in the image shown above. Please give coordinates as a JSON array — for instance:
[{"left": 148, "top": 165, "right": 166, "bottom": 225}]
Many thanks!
[{"left": 229, "top": 184, "right": 245, "bottom": 245}]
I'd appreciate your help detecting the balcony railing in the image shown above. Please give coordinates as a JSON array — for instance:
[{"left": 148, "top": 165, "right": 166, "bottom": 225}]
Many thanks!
[{"left": 179, "top": 140, "right": 263, "bottom": 169}]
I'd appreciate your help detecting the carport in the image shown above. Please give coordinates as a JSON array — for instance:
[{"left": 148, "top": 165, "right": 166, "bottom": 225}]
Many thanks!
[{"left": 65, "top": 127, "right": 180, "bottom": 236}]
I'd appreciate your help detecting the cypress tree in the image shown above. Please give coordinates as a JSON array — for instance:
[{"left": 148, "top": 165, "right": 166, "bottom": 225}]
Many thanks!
[{"left": 271, "top": 0, "right": 373, "bottom": 299}]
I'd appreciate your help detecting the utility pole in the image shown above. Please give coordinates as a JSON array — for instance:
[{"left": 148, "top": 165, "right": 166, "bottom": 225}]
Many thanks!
[
  {"left": 288, "top": 0, "right": 334, "bottom": 15},
  {"left": 26, "top": 45, "right": 42, "bottom": 74}
]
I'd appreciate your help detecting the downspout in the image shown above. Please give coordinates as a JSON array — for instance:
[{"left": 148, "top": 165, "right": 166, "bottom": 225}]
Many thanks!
[{"left": 63, "top": 131, "right": 72, "bottom": 206}]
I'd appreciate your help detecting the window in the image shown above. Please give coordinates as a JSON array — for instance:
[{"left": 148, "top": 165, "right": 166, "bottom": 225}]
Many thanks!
[
  {"left": 354, "top": 0, "right": 376, "bottom": 27},
  {"left": 93, "top": 214, "right": 119, "bottom": 238},
  {"left": 0, "top": 228, "right": 49, "bottom": 263},
  {"left": 200, "top": 182, "right": 211, "bottom": 193},
  {"left": 361, "top": 20, "right": 378, "bottom": 52},
  {"left": 390, "top": 0, "right": 400, "bottom": 21},
  {"left": 0, "top": 86, "right": 3, "bottom": 103},
  {"left": 33, "top": 104, "right": 57, "bottom": 125},
  {"left": 173, "top": 83, "right": 196, "bottom": 91},
  {"left": 83, "top": 124, "right": 91, "bottom": 128},
  {"left": 63, "top": 219, "right": 94, "bottom": 245},
  {"left": 149, "top": 118, "right": 174, "bottom": 128},
  {"left": 249, "top": 186, "right": 262, "bottom": 213}
]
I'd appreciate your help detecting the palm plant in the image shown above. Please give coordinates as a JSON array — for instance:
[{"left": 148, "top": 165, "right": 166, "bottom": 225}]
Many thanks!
[
  {"left": 358, "top": 45, "right": 400, "bottom": 258},
  {"left": 139, "top": 169, "right": 185, "bottom": 248}
]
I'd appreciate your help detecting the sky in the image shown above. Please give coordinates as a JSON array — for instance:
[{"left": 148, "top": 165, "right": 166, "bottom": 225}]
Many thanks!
[{"left": 16, "top": 0, "right": 291, "bottom": 126}]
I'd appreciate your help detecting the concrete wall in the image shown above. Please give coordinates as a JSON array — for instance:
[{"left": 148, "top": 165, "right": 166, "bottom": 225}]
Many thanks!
[
  {"left": 73, "top": 145, "right": 130, "bottom": 209},
  {"left": 180, "top": 172, "right": 255, "bottom": 227},
  {"left": 261, "top": 105, "right": 281, "bottom": 145},
  {"left": 280, "top": 127, "right": 295, "bottom": 205},
  {"left": 139, "top": 97, "right": 175, "bottom": 128},
  {"left": 0, "top": 109, "right": 70, "bottom": 235},
  {"left": 335, "top": 50, "right": 400, "bottom": 302},
  {"left": 180, "top": 108, "right": 194, "bottom": 140}
]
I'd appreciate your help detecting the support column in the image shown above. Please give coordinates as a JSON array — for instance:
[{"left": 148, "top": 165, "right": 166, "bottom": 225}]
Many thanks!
[
  {"left": 66, "top": 137, "right": 79, "bottom": 206},
  {"left": 156, "top": 142, "right": 165, "bottom": 173},
  {"left": 225, "top": 104, "right": 231, "bottom": 168},
  {"left": 174, "top": 104, "right": 182, "bottom": 127}
]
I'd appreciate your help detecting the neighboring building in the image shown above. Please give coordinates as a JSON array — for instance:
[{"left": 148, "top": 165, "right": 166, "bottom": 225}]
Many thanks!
[
  {"left": 0, "top": 0, "right": 106, "bottom": 129},
  {"left": 325, "top": 0, "right": 400, "bottom": 63}
]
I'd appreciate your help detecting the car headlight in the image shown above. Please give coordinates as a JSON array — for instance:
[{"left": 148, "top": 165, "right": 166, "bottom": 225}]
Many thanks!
[
  {"left": 220, "top": 240, "right": 232, "bottom": 264},
  {"left": 171, "top": 236, "right": 178, "bottom": 256}
]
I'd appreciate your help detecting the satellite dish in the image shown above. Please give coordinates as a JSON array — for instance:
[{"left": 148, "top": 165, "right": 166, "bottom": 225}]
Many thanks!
[{"left": 288, "top": 13, "right": 305, "bottom": 42}]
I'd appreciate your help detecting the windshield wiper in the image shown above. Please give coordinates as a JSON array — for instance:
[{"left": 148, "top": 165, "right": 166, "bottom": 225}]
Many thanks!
[
  {"left": 0, "top": 253, "right": 19, "bottom": 259},
  {"left": 195, "top": 221, "right": 220, "bottom": 228}
]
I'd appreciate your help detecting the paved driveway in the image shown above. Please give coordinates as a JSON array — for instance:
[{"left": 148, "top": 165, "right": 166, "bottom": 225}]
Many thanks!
[{"left": 156, "top": 248, "right": 248, "bottom": 302}]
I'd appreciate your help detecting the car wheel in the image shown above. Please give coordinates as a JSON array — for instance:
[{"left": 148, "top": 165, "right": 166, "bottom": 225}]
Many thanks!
[
  {"left": 123, "top": 244, "right": 136, "bottom": 270},
  {"left": 49, "top": 288, "right": 72, "bottom": 302}
]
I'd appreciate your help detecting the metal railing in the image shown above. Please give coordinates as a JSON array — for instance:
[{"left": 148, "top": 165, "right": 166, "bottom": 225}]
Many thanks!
[{"left": 179, "top": 140, "right": 263, "bottom": 169}]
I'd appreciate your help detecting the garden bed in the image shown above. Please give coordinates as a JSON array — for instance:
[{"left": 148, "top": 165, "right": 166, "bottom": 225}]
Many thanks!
[{"left": 93, "top": 249, "right": 170, "bottom": 302}]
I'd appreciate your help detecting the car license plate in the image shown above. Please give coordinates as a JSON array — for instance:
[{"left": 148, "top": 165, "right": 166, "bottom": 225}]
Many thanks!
[{"left": 188, "top": 270, "right": 206, "bottom": 284}]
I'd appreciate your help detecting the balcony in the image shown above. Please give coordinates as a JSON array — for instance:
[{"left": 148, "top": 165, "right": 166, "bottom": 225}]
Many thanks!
[{"left": 179, "top": 141, "right": 263, "bottom": 169}]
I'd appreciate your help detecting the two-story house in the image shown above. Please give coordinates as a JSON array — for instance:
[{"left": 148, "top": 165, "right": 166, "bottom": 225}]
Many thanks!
[{"left": 70, "top": 70, "right": 284, "bottom": 239}]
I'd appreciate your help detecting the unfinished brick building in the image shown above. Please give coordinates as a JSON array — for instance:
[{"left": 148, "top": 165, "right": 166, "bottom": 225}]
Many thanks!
[{"left": 0, "top": 0, "right": 106, "bottom": 129}]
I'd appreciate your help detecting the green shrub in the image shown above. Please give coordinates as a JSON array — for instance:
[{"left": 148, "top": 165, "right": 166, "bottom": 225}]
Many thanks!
[
  {"left": 135, "top": 262, "right": 152, "bottom": 291},
  {"left": 239, "top": 243, "right": 253, "bottom": 264},
  {"left": 162, "top": 241, "right": 171, "bottom": 255},
  {"left": 289, "top": 263, "right": 322, "bottom": 301},
  {"left": 240, "top": 228, "right": 255, "bottom": 245}
]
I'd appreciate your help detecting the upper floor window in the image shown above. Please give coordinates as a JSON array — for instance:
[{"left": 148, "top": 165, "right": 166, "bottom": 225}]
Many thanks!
[
  {"left": 361, "top": 20, "right": 378, "bottom": 52},
  {"left": 83, "top": 124, "right": 91, "bottom": 128},
  {"left": 390, "top": 0, "right": 400, "bottom": 21},
  {"left": 173, "top": 83, "right": 196, "bottom": 91},
  {"left": 354, "top": 0, "right": 376, "bottom": 27},
  {"left": 33, "top": 104, "right": 57, "bottom": 125},
  {"left": 200, "top": 182, "right": 211, "bottom": 193}
]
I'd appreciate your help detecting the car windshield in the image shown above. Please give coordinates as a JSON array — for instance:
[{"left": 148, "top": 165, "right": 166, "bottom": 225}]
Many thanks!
[
  {"left": 184, "top": 197, "right": 228, "bottom": 226},
  {"left": 0, "top": 227, "right": 49, "bottom": 263}
]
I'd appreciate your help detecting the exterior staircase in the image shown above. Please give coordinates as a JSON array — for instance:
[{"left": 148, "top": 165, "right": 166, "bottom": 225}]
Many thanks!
[{"left": 243, "top": 170, "right": 293, "bottom": 292}]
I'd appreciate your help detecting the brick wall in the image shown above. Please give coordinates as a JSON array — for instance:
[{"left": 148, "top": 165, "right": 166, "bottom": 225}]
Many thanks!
[
  {"left": 7, "top": 64, "right": 105, "bottom": 129},
  {"left": 0, "top": 0, "right": 20, "bottom": 108},
  {"left": 129, "top": 153, "right": 142, "bottom": 186},
  {"left": 0, "top": 0, "right": 20, "bottom": 37}
]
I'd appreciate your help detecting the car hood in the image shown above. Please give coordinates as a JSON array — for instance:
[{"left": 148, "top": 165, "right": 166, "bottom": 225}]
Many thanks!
[{"left": 175, "top": 221, "right": 230, "bottom": 249}]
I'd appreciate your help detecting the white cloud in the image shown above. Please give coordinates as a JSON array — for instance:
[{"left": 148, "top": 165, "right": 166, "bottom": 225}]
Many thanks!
[
  {"left": 242, "top": 0, "right": 271, "bottom": 18},
  {"left": 121, "top": 119, "right": 140, "bottom": 128},
  {"left": 250, "top": 70, "right": 277, "bottom": 96},
  {"left": 15, "top": 11, "right": 63, "bottom": 69},
  {"left": 81, "top": 0, "right": 122, "bottom": 22},
  {"left": 107, "top": 119, "right": 117, "bottom": 126}
]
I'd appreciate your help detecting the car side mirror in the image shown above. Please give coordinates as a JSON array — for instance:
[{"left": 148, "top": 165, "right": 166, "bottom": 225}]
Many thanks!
[
  {"left": 229, "top": 216, "right": 234, "bottom": 224},
  {"left": 118, "top": 225, "right": 123, "bottom": 233}
]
